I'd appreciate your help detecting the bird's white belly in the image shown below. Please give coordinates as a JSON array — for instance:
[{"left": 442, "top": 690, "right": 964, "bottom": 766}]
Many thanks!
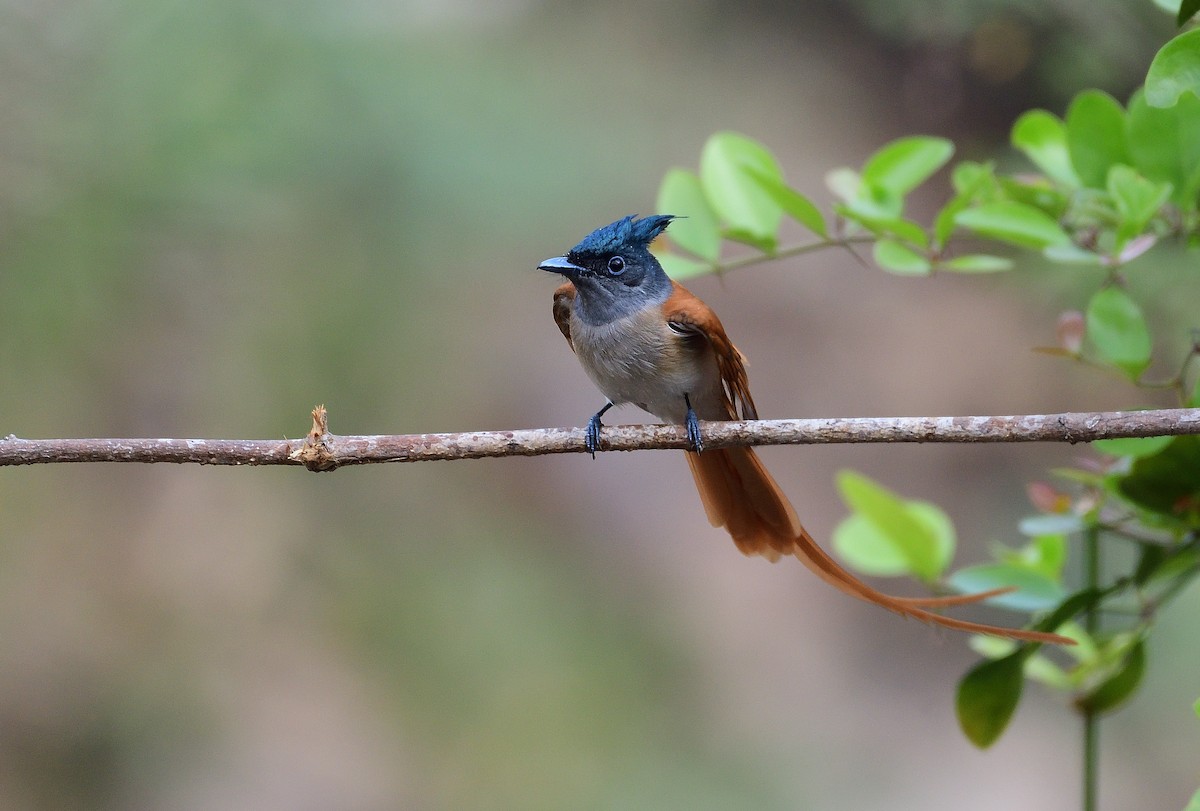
[{"left": 570, "top": 309, "right": 722, "bottom": 422}]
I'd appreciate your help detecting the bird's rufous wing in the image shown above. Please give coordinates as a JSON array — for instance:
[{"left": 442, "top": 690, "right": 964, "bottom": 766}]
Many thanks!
[
  {"left": 551, "top": 281, "right": 576, "bottom": 349},
  {"left": 662, "top": 281, "right": 758, "bottom": 420}
]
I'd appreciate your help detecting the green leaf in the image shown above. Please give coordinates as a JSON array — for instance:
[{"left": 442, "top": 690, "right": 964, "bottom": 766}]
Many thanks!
[
  {"left": 886, "top": 218, "right": 929, "bottom": 248},
  {"left": 721, "top": 229, "right": 776, "bottom": 252},
  {"left": 699, "top": 132, "right": 784, "bottom": 250},
  {"left": 1053, "top": 621, "right": 1098, "bottom": 663},
  {"left": 833, "top": 501, "right": 955, "bottom": 578},
  {"left": 837, "top": 186, "right": 905, "bottom": 225},
  {"left": 1029, "top": 534, "right": 1068, "bottom": 579},
  {"left": 653, "top": 250, "right": 711, "bottom": 280},
  {"left": 861, "top": 136, "right": 954, "bottom": 197},
  {"left": 1093, "top": 435, "right": 1175, "bottom": 458},
  {"left": 968, "top": 635, "right": 1017, "bottom": 660},
  {"left": 954, "top": 201, "right": 1072, "bottom": 249},
  {"left": 1066, "top": 90, "right": 1130, "bottom": 189},
  {"left": 656, "top": 169, "right": 722, "bottom": 262},
  {"left": 938, "top": 254, "right": 1013, "bottom": 273},
  {"left": 1043, "top": 244, "right": 1104, "bottom": 265},
  {"left": 1085, "top": 286, "right": 1152, "bottom": 378},
  {"left": 997, "top": 176, "right": 1071, "bottom": 217},
  {"left": 949, "top": 564, "right": 1066, "bottom": 612},
  {"left": 831, "top": 144, "right": 943, "bottom": 227},
  {"left": 826, "top": 167, "right": 862, "bottom": 201},
  {"left": 838, "top": 209, "right": 927, "bottom": 246},
  {"left": 835, "top": 471, "right": 949, "bottom": 581},
  {"left": 745, "top": 169, "right": 828, "bottom": 237},
  {"left": 1011, "top": 110, "right": 1080, "bottom": 187},
  {"left": 956, "top": 653, "right": 1025, "bottom": 748},
  {"left": 951, "top": 160, "right": 1000, "bottom": 197},
  {"left": 1118, "top": 435, "right": 1200, "bottom": 519},
  {"left": 1017, "top": 514, "right": 1084, "bottom": 536},
  {"left": 1190, "top": 373, "right": 1200, "bottom": 407},
  {"left": 1107, "top": 165, "right": 1173, "bottom": 242},
  {"left": 1036, "top": 589, "right": 1106, "bottom": 638},
  {"left": 1126, "top": 89, "right": 1200, "bottom": 208},
  {"left": 873, "top": 239, "right": 931, "bottom": 275},
  {"left": 1024, "top": 654, "right": 1073, "bottom": 690},
  {"left": 1133, "top": 544, "right": 1168, "bottom": 586},
  {"left": 1146, "top": 28, "right": 1200, "bottom": 108},
  {"left": 968, "top": 639, "right": 1072, "bottom": 689},
  {"left": 1181, "top": 0, "right": 1200, "bottom": 26},
  {"left": 933, "top": 195, "right": 968, "bottom": 248},
  {"left": 1144, "top": 546, "right": 1200, "bottom": 586},
  {"left": 833, "top": 514, "right": 907, "bottom": 576},
  {"left": 1185, "top": 786, "right": 1200, "bottom": 811},
  {"left": 1074, "top": 638, "right": 1146, "bottom": 714}
]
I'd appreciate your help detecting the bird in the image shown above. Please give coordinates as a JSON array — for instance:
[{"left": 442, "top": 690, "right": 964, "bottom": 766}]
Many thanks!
[{"left": 539, "top": 214, "right": 1070, "bottom": 645}]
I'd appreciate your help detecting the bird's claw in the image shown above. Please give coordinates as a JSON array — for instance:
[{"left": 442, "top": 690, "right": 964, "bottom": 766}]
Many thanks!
[
  {"left": 685, "top": 399, "right": 703, "bottom": 454},
  {"left": 585, "top": 413, "right": 604, "bottom": 458}
]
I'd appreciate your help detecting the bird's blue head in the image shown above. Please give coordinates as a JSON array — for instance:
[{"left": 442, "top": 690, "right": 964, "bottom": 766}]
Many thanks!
[{"left": 538, "top": 215, "right": 676, "bottom": 325}]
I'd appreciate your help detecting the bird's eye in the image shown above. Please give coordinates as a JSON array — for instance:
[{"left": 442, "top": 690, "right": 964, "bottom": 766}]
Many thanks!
[{"left": 607, "top": 256, "right": 626, "bottom": 275}]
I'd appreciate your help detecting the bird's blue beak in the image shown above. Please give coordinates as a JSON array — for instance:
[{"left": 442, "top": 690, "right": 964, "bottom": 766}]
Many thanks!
[{"left": 538, "top": 256, "right": 585, "bottom": 276}]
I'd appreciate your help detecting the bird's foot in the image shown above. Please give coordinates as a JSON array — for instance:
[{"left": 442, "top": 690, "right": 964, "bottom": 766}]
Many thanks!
[
  {"left": 585, "top": 414, "right": 604, "bottom": 458},
  {"left": 585, "top": 402, "right": 613, "bottom": 459},
  {"left": 684, "top": 394, "right": 703, "bottom": 453}
]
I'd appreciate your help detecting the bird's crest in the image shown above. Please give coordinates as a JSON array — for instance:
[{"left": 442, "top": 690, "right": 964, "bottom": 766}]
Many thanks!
[{"left": 568, "top": 214, "right": 675, "bottom": 260}]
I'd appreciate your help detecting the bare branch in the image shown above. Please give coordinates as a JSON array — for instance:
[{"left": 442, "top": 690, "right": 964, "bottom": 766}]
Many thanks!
[{"left": 1, "top": 406, "right": 1197, "bottom": 470}]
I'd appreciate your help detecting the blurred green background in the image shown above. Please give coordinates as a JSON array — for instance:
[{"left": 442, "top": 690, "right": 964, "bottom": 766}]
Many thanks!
[{"left": 1, "top": 1, "right": 1197, "bottom": 809}]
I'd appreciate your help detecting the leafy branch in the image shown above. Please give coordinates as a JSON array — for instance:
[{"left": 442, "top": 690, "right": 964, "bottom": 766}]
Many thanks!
[{"left": 647, "top": 12, "right": 1200, "bottom": 808}]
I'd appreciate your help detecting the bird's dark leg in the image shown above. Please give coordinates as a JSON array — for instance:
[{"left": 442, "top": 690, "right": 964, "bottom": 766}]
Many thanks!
[
  {"left": 683, "top": 393, "right": 703, "bottom": 453},
  {"left": 585, "top": 402, "right": 614, "bottom": 459}
]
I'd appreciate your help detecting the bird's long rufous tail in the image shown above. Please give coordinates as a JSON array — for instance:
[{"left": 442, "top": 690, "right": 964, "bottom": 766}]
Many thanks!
[{"left": 685, "top": 446, "right": 1072, "bottom": 645}]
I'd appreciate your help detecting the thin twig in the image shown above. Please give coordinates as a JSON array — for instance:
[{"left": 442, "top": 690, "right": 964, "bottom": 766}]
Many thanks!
[{"left": 1, "top": 406, "right": 1197, "bottom": 471}]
